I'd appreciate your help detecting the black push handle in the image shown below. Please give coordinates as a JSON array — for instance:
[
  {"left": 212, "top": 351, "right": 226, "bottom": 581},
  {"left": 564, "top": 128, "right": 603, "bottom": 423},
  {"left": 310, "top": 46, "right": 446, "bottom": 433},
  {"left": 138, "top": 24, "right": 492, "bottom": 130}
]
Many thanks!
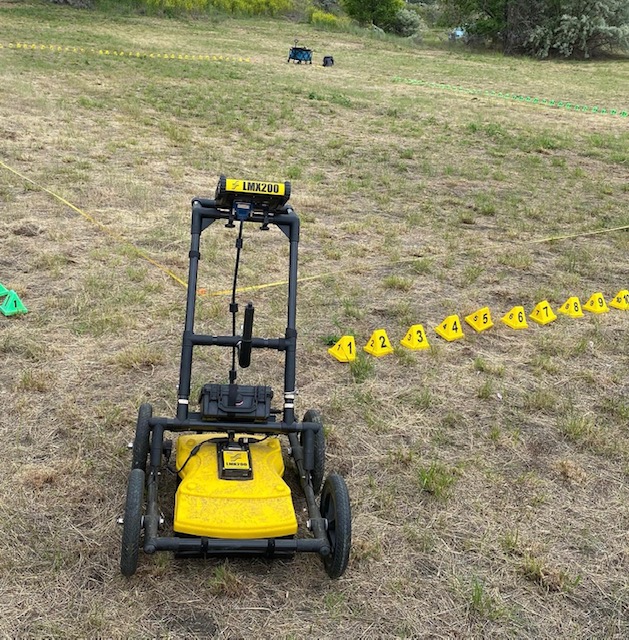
[{"left": 239, "top": 302, "right": 255, "bottom": 368}]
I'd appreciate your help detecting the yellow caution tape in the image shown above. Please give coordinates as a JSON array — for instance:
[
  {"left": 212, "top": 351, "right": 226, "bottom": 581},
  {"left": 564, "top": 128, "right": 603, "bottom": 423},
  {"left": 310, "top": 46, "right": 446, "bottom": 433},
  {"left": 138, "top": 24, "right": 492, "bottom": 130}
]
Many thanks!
[
  {"left": 1, "top": 160, "right": 626, "bottom": 297},
  {"left": 1, "top": 41, "right": 251, "bottom": 64},
  {"left": 527, "top": 226, "right": 629, "bottom": 244},
  {"left": 0, "top": 160, "right": 188, "bottom": 289}
]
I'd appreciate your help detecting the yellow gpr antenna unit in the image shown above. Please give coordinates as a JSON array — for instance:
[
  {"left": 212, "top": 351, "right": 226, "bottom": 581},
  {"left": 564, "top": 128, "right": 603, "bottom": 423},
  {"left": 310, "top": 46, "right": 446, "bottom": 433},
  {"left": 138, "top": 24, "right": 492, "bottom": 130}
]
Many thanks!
[
  {"left": 214, "top": 175, "right": 291, "bottom": 212},
  {"left": 120, "top": 175, "right": 351, "bottom": 581}
]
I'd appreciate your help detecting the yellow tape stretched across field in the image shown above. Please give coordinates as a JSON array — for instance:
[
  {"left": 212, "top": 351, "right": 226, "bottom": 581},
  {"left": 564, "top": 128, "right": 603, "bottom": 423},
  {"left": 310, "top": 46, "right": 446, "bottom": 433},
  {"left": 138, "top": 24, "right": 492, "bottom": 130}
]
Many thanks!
[
  {"left": 0, "top": 160, "right": 188, "bottom": 289},
  {"left": 0, "top": 159, "right": 627, "bottom": 297},
  {"left": 0, "top": 41, "right": 251, "bottom": 64}
]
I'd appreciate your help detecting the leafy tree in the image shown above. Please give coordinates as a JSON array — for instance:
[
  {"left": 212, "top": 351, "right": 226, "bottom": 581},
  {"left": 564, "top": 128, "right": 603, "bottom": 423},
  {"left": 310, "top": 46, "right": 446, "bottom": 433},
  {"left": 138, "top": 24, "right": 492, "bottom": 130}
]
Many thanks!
[
  {"left": 390, "top": 7, "right": 423, "bottom": 36},
  {"left": 442, "top": 0, "right": 629, "bottom": 57},
  {"left": 524, "top": 0, "right": 629, "bottom": 58},
  {"left": 340, "top": 0, "right": 404, "bottom": 29}
]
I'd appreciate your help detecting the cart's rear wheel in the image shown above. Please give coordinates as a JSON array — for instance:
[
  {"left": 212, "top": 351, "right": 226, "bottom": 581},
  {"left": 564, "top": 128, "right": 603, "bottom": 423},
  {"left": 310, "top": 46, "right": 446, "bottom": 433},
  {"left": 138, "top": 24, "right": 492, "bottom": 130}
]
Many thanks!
[
  {"left": 120, "top": 468, "right": 145, "bottom": 577},
  {"left": 131, "top": 403, "right": 152, "bottom": 471},
  {"left": 320, "top": 473, "right": 351, "bottom": 579},
  {"left": 302, "top": 409, "right": 325, "bottom": 495}
]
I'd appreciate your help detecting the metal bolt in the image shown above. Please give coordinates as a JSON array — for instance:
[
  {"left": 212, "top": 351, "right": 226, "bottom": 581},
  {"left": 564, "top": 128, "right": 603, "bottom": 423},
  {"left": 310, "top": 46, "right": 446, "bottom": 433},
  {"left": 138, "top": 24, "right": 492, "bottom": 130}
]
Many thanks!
[
  {"left": 127, "top": 442, "right": 133, "bottom": 450},
  {"left": 117, "top": 516, "right": 124, "bottom": 525}
]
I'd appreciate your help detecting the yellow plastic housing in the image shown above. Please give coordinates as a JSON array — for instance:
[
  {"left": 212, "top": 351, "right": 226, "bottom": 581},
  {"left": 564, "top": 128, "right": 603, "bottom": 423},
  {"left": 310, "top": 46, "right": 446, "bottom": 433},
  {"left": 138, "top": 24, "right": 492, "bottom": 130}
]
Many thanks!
[{"left": 174, "top": 435, "right": 297, "bottom": 539}]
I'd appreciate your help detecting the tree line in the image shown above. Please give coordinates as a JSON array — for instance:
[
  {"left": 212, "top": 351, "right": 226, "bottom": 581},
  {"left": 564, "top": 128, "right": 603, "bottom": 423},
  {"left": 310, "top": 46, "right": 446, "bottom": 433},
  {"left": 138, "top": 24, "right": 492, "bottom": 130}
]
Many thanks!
[
  {"left": 335, "top": 0, "right": 628, "bottom": 57},
  {"left": 50, "top": 0, "right": 629, "bottom": 58}
]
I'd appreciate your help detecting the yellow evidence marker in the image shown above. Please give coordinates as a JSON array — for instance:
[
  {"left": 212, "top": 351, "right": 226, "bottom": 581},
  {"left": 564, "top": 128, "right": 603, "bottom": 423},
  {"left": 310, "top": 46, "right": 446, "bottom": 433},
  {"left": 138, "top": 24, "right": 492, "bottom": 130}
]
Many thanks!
[
  {"left": 609, "top": 289, "right": 629, "bottom": 311},
  {"left": 558, "top": 296, "right": 584, "bottom": 318},
  {"left": 501, "top": 306, "right": 528, "bottom": 330},
  {"left": 464, "top": 306, "right": 494, "bottom": 333},
  {"left": 400, "top": 324, "right": 430, "bottom": 350},
  {"left": 363, "top": 329, "right": 394, "bottom": 357},
  {"left": 583, "top": 292, "right": 609, "bottom": 314},
  {"left": 328, "top": 335, "right": 356, "bottom": 362},
  {"left": 434, "top": 314, "right": 464, "bottom": 342},
  {"left": 529, "top": 300, "right": 557, "bottom": 325}
]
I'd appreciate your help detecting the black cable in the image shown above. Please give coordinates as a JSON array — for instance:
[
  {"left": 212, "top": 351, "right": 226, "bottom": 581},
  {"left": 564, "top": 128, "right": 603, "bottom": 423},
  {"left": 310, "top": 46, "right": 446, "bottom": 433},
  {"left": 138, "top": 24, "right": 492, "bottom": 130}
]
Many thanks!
[
  {"left": 230, "top": 221, "right": 245, "bottom": 383},
  {"left": 167, "top": 437, "right": 219, "bottom": 475},
  {"left": 167, "top": 434, "right": 271, "bottom": 476}
]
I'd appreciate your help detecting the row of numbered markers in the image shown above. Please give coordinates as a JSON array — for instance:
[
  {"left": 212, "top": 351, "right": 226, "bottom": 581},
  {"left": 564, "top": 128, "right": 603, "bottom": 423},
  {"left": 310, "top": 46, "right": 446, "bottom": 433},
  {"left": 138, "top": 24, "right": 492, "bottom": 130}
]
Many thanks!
[
  {"left": 328, "top": 290, "right": 629, "bottom": 362},
  {"left": 0, "top": 283, "right": 27, "bottom": 317}
]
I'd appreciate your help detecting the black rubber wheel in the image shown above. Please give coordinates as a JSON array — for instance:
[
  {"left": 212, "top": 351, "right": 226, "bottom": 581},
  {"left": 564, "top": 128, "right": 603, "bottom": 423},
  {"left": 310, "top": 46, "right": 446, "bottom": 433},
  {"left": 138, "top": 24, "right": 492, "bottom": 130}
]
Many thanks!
[
  {"left": 120, "top": 468, "right": 145, "bottom": 577},
  {"left": 320, "top": 473, "right": 351, "bottom": 579},
  {"left": 131, "top": 403, "right": 152, "bottom": 471},
  {"left": 302, "top": 409, "right": 325, "bottom": 495}
]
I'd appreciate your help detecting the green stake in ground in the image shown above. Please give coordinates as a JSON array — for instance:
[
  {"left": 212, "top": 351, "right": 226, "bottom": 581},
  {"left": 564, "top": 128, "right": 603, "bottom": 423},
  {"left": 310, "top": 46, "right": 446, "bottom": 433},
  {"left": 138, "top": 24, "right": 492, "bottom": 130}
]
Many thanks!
[{"left": 0, "top": 290, "right": 27, "bottom": 316}]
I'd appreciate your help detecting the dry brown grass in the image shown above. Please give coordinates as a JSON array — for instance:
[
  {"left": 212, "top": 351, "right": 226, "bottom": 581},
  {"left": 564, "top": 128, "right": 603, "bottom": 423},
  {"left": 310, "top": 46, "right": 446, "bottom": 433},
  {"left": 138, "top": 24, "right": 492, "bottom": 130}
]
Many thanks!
[{"left": 1, "top": 2, "right": 628, "bottom": 638}]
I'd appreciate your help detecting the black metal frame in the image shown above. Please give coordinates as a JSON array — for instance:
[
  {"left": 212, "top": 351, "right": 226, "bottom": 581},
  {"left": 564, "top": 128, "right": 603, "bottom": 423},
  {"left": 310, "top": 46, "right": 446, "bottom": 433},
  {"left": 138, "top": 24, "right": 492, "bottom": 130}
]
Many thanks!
[{"left": 141, "top": 197, "right": 330, "bottom": 559}]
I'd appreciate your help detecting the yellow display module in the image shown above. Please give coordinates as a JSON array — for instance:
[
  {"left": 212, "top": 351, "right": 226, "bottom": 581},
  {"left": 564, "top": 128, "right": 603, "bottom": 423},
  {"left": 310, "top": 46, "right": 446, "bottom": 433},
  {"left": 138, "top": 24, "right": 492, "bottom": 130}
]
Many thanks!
[
  {"left": 214, "top": 175, "right": 291, "bottom": 211},
  {"left": 225, "top": 179, "right": 286, "bottom": 196},
  {"left": 174, "top": 435, "right": 297, "bottom": 539}
]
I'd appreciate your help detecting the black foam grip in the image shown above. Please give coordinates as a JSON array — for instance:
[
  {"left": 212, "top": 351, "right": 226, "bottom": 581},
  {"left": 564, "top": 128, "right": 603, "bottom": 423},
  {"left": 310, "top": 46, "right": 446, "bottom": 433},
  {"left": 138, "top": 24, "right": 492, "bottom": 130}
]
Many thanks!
[{"left": 239, "top": 302, "right": 254, "bottom": 368}]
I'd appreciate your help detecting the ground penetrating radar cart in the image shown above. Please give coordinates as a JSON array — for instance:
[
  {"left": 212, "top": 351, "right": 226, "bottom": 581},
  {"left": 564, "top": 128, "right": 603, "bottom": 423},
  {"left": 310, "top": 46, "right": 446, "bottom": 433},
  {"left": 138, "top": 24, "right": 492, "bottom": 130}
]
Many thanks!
[{"left": 120, "top": 177, "right": 351, "bottom": 579}]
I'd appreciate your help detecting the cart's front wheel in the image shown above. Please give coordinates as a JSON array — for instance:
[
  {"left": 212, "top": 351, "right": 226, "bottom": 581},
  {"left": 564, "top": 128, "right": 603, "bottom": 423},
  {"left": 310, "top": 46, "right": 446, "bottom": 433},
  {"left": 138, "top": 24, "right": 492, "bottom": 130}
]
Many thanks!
[
  {"left": 131, "top": 403, "right": 152, "bottom": 471},
  {"left": 120, "top": 468, "right": 145, "bottom": 577},
  {"left": 302, "top": 410, "right": 326, "bottom": 495},
  {"left": 320, "top": 473, "right": 351, "bottom": 579}
]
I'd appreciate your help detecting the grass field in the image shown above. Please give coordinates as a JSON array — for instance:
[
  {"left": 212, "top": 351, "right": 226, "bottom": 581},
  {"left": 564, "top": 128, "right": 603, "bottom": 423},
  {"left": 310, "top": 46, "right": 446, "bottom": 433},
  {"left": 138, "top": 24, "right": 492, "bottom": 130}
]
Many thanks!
[{"left": 1, "top": 1, "right": 628, "bottom": 638}]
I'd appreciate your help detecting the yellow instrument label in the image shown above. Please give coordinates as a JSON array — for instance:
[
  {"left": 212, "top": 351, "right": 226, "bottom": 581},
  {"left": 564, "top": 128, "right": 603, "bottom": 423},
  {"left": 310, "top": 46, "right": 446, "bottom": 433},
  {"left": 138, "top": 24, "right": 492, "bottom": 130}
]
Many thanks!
[
  {"left": 225, "top": 179, "right": 285, "bottom": 196},
  {"left": 222, "top": 450, "right": 251, "bottom": 470}
]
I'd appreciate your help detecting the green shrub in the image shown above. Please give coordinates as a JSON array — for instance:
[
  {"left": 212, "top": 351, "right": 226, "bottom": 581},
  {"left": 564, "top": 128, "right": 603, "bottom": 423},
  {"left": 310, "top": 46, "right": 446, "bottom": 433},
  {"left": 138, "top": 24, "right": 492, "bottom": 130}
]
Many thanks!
[
  {"left": 309, "top": 8, "right": 351, "bottom": 30},
  {"left": 143, "top": 0, "right": 292, "bottom": 14},
  {"left": 210, "top": 0, "right": 292, "bottom": 13},
  {"left": 340, "top": 0, "right": 403, "bottom": 29},
  {"left": 525, "top": 9, "right": 629, "bottom": 58},
  {"left": 412, "top": 1, "right": 443, "bottom": 27},
  {"left": 390, "top": 7, "right": 422, "bottom": 36},
  {"left": 312, "top": 0, "right": 341, "bottom": 12},
  {"left": 145, "top": 0, "right": 209, "bottom": 12}
]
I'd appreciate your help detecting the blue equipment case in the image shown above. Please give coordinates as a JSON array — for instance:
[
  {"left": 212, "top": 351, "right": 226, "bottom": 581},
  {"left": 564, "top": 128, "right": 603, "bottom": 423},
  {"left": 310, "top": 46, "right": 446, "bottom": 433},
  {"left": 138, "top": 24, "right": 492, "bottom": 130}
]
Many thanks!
[{"left": 287, "top": 45, "right": 312, "bottom": 64}]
